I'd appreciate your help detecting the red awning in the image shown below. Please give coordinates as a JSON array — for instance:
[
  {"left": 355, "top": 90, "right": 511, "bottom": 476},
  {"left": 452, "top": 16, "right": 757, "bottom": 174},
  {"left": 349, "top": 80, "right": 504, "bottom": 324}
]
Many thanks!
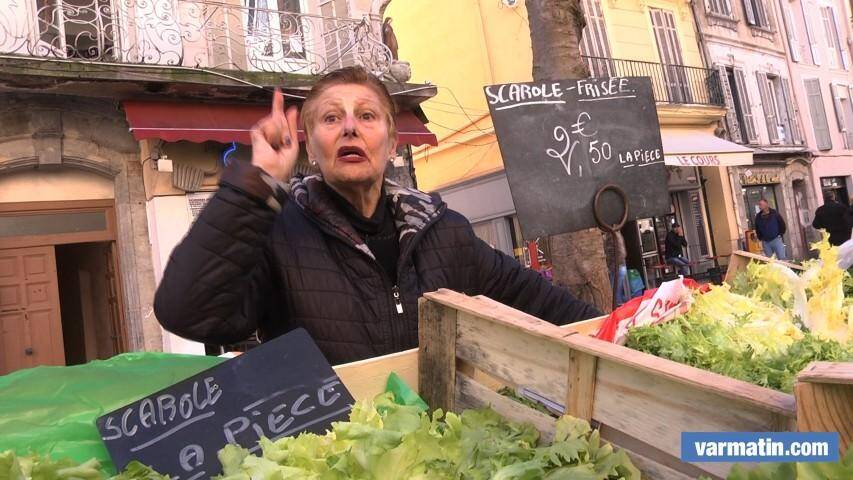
[{"left": 122, "top": 101, "right": 438, "bottom": 147}]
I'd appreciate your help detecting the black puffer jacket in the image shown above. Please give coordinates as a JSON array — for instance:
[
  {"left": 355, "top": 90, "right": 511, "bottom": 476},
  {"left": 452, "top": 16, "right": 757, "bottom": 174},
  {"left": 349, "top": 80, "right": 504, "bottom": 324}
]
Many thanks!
[{"left": 154, "top": 161, "right": 600, "bottom": 364}]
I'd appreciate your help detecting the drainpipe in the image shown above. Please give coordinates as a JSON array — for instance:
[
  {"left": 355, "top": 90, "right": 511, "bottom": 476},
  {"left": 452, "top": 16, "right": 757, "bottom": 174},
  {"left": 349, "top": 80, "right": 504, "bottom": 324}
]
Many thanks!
[
  {"left": 688, "top": 0, "right": 714, "bottom": 69},
  {"left": 689, "top": 0, "right": 726, "bottom": 258}
]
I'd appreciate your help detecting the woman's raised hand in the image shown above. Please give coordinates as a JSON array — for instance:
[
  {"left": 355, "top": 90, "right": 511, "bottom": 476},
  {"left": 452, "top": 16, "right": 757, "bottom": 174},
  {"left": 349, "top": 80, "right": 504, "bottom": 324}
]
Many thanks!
[{"left": 251, "top": 89, "right": 300, "bottom": 181}]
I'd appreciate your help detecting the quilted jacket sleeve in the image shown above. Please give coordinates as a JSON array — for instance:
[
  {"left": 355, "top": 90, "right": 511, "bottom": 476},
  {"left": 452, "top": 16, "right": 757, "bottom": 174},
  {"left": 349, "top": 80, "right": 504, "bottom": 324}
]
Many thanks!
[
  {"left": 154, "top": 161, "right": 283, "bottom": 345},
  {"left": 469, "top": 225, "right": 602, "bottom": 325}
]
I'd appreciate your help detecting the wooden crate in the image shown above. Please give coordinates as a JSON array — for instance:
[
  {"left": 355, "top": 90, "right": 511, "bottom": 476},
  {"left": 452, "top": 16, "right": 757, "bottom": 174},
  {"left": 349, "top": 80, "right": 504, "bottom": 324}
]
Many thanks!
[
  {"left": 413, "top": 289, "right": 851, "bottom": 480},
  {"left": 723, "top": 250, "right": 803, "bottom": 284}
]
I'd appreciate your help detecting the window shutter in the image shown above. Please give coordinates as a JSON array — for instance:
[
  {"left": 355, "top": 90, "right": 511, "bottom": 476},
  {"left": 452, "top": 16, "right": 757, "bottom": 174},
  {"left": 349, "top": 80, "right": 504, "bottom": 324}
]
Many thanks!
[
  {"left": 802, "top": 1, "right": 821, "bottom": 65},
  {"left": 780, "top": 1, "right": 801, "bottom": 62},
  {"left": 828, "top": 7, "right": 848, "bottom": 70},
  {"left": 742, "top": 0, "right": 757, "bottom": 25},
  {"left": 830, "top": 84, "right": 848, "bottom": 148},
  {"left": 756, "top": 0, "right": 771, "bottom": 28},
  {"left": 805, "top": 78, "right": 832, "bottom": 150},
  {"left": 821, "top": 8, "right": 838, "bottom": 68},
  {"left": 734, "top": 68, "right": 759, "bottom": 143},
  {"left": 780, "top": 77, "right": 802, "bottom": 144},
  {"left": 718, "top": 65, "right": 743, "bottom": 143},
  {"left": 755, "top": 72, "right": 778, "bottom": 143}
]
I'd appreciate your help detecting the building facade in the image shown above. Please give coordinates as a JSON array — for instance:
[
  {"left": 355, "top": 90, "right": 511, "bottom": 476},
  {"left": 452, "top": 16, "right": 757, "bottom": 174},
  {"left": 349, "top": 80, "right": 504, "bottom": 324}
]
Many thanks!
[
  {"left": 774, "top": 0, "right": 852, "bottom": 217},
  {"left": 0, "top": 0, "right": 435, "bottom": 371},
  {"left": 390, "top": 0, "right": 750, "bottom": 292},
  {"left": 692, "top": 0, "right": 818, "bottom": 260}
]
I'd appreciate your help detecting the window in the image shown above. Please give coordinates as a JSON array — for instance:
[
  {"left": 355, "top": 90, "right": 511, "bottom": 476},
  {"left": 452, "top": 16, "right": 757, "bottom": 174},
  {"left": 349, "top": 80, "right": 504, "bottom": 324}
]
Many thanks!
[
  {"left": 579, "top": 0, "right": 614, "bottom": 77},
  {"left": 779, "top": 0, "right": 801, "bottom": 62},
  {"left": 34, "top": 0, "right": 117, "bottom": 60},
  {"left": 830, "top": 84, "right": 853, "bottom": 148},
  {"left": 755, "top": 73, "right": 800, "bottom": 145},
  {"left": 742, "top": 0, "right": 772, "bottom": 29},
  {"left": 650, "top": 9, "right": 691, "bottom": 103},
  {"left": 707, "top": 0, "right": 733, "bottom": 17},
  {"left": 821, "top": 6, "right": 848, "bottom": 69},
  {"left": 801, "top": 1, "right": 821, "bottom": 65},
  {"left": 246, "top": 0, "right": 304, "bottom": 59},
  {"left": 804, "top": 78, "right": 832, "bottom": 150},
  {"left": 720, "top": 66, "right": 758, "bottom": 144},
  {"left": 320, "top": 0, "right": 355, "bottom": 69}
]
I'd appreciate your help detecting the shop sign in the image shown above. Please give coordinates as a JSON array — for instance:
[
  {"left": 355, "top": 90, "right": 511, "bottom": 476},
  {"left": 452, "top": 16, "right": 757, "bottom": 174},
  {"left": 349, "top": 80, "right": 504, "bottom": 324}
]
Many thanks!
[
  {"left": 740, "top": 172, "right": 780, "bottom": 185},
  {"left": 673, "top": 154, "right": 720, "bottom": 166}
]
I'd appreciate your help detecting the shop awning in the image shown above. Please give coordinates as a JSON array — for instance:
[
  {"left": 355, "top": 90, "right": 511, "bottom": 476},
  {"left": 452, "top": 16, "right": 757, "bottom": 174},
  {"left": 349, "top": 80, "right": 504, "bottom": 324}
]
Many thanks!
[
  {"left": 662, "top": 130, "right": 753, "bottom": 167},
  {"left": 122, "top": 101, "right": 438, "bottom": 147}
]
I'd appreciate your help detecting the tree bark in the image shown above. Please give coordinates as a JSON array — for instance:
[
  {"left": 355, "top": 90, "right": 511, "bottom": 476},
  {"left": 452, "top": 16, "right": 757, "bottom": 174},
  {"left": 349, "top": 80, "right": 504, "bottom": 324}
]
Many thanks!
[{"left": 525, "top": 0, "right": 612, "bottom": 312}]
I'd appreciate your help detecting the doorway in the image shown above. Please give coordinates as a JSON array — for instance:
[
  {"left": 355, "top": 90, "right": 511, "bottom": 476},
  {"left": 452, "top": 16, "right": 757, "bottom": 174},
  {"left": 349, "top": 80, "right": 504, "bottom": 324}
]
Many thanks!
[
  {"left": 743, "top": 184, "right": 780, "bottom": 230},
  {"left": 55, "top": 242, "right": 122, "bottom": 365},
  {"left": 0, "top": 200, "right": 126, "bottom": 375}
]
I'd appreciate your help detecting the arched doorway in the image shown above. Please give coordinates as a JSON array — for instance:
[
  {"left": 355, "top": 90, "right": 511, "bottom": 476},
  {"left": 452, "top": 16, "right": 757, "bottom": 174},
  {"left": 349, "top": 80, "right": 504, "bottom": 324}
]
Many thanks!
[{"left": 0, "top": 169, "right": 127, "bottom": 374}]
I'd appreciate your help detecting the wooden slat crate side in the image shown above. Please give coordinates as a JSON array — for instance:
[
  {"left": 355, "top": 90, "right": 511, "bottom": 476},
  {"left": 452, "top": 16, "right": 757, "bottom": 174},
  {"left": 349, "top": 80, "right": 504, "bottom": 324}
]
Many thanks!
[
  {"left": 795, "top": 362, "right": 853, "bottom": 454},
  {"left": 592, "top": 359, "right": 789, "bottom": 479},
  {"left": 455, "top": 310, "right": 570, "bottom": 402},
  {"left": 334, "top": 348, "right": 418, "bottom": 401},
  {"left": 455, "top": 372, "right": 557, "bottom": 443},
  {"left": 456, "top": 372, "right": 703, "bottom": 480},
  {"left": 418, "top": 297, "right": 458, "bottom": 412},
  {"left": 563, "top": 333, "right": 797, "bottom": 417},
  {"left": 723, "top": 250, "right": 804, "bottom": 283}
]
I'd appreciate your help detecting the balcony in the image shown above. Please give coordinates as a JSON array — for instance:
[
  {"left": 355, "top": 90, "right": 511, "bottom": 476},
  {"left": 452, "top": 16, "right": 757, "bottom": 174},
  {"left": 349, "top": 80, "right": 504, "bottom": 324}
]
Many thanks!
[
  {"left": 583, "top": 56, "right": 725, "bottom": 107},
  {"left": 0, "top": 0, "right": 393, "bottom": 77}
]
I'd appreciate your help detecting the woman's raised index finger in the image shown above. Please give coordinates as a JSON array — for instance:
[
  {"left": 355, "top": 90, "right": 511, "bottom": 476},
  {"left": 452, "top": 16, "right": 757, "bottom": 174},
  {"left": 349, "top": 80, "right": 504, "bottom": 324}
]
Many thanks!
[{"left": 271, "top": 88, "right": 285, "bottom": 116}]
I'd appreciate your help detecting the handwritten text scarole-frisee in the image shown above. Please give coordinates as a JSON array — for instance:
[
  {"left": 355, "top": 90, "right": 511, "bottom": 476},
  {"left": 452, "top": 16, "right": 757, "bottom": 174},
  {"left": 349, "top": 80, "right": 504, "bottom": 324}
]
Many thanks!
[
  {"left": 485, "top": 77, "right": 636, "bottom": 111},
  {"left": 101, "top": 377, "right": 222, "bottom": 442}
]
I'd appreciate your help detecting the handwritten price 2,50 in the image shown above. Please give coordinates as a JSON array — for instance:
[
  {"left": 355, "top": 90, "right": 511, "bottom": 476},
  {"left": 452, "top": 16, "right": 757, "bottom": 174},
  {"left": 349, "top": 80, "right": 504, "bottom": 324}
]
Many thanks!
[{"left": 546, "top": 112, "right": 611, "bottom": 177}]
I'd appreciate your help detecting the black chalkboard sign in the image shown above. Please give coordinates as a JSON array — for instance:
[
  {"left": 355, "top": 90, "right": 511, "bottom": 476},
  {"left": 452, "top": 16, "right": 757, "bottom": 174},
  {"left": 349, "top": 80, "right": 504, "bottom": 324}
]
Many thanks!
[
  {"left": 97, "top": 328, "right": 354, "bottom": 479},
  {"left": 485, "top": 77, "right": 669, "bottom": 238}
]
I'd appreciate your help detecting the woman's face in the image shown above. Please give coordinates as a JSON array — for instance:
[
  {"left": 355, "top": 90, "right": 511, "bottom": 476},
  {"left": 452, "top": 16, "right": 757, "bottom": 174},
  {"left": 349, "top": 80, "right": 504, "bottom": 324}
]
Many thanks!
[{"left": 305, "top": 83, "right": 396, "bottom": 190}]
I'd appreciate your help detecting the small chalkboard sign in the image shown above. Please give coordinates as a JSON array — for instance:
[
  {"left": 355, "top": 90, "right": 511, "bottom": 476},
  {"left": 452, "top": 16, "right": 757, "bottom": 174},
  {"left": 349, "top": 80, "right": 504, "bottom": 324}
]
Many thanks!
[
  {"left": 97, "top": 328, "right": 354, "bottom": 479},
  {"left": 485, "top": 77, "right": 669, "bottom": 239}
]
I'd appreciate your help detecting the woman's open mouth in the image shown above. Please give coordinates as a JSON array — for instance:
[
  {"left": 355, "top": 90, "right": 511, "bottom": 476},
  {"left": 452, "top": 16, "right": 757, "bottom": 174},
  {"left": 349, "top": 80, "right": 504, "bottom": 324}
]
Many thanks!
[{"left": 336, "top": 146, "right": 367, "bottom": 163}]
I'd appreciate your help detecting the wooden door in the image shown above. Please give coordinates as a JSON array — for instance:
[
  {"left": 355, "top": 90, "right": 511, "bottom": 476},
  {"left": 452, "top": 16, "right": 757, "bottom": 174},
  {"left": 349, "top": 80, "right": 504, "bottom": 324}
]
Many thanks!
[{"left": 0, "top": 246, "right": 65, "bottom": 375}]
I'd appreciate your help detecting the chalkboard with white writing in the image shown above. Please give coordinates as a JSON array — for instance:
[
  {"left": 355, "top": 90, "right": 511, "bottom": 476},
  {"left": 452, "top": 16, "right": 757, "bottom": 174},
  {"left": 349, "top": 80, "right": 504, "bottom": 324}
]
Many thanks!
[
  {"left": 484, "top": 76, "right": 669, "bottom": 238},
  {"left": 97, "top": 328, "right": 354, "bottom": 479}
]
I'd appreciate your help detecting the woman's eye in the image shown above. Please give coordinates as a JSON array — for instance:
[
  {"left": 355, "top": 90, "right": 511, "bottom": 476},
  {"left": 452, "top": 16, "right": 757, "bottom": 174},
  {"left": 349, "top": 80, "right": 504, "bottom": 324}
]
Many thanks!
[
  {"left": 323, "top": 114, "right": 339, "bottom": 123},
  {"left": 360, "top": 112, "right": 376, "bottom": 121}
]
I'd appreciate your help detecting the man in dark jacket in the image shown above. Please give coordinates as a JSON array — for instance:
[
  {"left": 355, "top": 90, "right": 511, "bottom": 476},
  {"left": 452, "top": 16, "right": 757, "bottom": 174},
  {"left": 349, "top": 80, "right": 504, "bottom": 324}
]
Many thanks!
[
  {"left": 754, "top": 198, "right": 787, "bottom": 260},
  {"left": 664, "top": 223, "right": 690, "bottom": 276},
  {"left": 813, "top": 191, "right": 852, "bottom": 246}
]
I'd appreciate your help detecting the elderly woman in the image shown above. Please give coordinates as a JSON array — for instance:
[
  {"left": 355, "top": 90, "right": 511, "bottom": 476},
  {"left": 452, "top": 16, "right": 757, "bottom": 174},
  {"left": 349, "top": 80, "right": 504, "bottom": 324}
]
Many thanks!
[{"left": 155, "top": 67, "right": 600, "bottom": 364}]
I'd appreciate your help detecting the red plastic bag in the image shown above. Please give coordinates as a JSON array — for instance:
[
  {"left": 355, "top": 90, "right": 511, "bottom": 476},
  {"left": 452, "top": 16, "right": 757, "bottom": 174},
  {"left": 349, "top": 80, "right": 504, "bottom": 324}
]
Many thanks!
[{"left": 595, "top": 277, "right": 708, "bottom": 344}]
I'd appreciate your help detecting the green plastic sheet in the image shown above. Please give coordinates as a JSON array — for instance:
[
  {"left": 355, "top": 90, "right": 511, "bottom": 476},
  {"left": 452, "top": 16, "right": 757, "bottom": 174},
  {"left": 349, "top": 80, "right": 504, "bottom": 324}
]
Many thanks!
[
  {"left": 384, "top": 371, "right": 428, "bottom": 412},
  {"left": 0, "top": 350, "right": 424, "bottom": 475},
  {"left": 0, "top": 352, "right": 223, "bottom": 474}
]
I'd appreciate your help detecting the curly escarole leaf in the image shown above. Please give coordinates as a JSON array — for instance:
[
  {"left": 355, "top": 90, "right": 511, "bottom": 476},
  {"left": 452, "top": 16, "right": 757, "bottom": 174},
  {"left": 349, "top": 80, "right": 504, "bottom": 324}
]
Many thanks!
[
  {"left": 0, "top": 452, "right": 167, "bottom": 480},
  {"left": 627, "top": 234, "right": 853, "bottom": 393},
  {"left": 214, "top": 393, "right": 639, "bottom": 480}
]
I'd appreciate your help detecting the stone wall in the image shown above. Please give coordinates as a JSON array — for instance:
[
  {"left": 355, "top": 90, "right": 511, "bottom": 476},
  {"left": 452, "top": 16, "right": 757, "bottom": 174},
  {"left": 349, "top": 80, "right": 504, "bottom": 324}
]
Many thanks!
[{"left": 0, "top": 93, "right": 162, "bottom": 352}]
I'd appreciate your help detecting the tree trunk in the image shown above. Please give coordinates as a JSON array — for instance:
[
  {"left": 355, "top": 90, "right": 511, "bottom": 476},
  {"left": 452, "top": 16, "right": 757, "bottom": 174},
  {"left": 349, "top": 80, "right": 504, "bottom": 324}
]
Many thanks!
[{"left": 525, "top": 0, "right": 612, "bottom": 312}]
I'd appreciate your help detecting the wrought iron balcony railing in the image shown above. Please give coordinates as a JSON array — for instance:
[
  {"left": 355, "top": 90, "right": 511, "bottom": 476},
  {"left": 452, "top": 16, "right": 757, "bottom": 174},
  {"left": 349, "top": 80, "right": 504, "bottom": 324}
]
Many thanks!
[
  {"left": 583, "top": 56, "right": 725, "bottom": 107},
  {"left": 0, "top": 0, "right": 393, "bottom": 77}
]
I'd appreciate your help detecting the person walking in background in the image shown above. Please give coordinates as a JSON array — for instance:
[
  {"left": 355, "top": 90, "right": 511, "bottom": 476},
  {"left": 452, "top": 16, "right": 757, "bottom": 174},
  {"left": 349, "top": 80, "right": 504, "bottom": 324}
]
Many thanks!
[
  {"left": 664, "top": 223, "right": 690, "bottom": 276},
  {"left": 813, "top": 191, "right": 852, "bottom": 246},
  {"left": 754, "top": 198, "right": 787, "bottom": 260}
]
